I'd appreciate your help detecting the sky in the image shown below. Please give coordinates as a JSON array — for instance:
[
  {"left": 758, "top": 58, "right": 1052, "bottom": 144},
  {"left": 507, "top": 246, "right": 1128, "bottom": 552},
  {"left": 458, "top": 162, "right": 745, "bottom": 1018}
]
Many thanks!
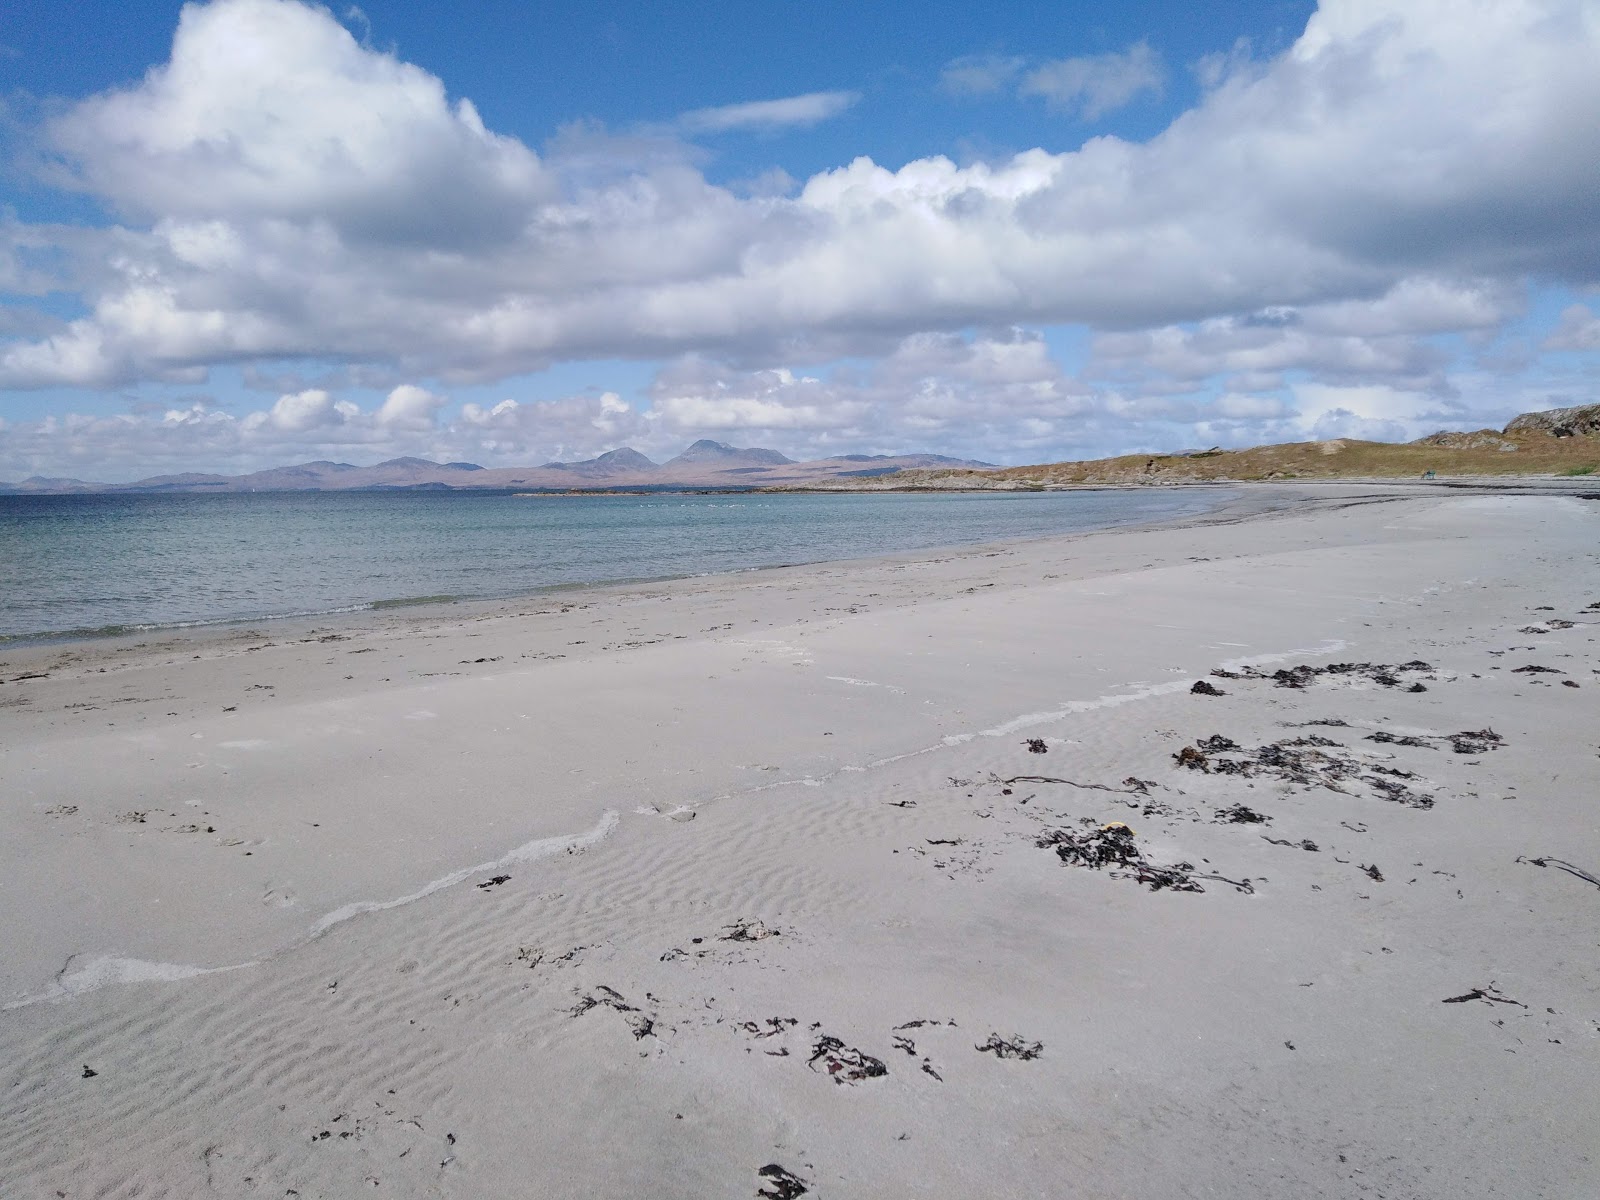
[{"left": 1, "top": 0, "right": 1598, "bottom": 481}]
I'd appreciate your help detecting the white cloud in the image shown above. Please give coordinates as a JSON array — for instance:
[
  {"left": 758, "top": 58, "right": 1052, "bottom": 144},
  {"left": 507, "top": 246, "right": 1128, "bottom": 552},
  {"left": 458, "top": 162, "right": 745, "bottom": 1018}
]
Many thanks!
[
  {"left": 0, "top": 0, "right": 1596, "bottom": 431},
  {"left": 1193, "top": 38, "right": 1260, "bottom": 92},
  {"left": 260, "top": 388, "right": 348, "bottom": 432},
  {"left": 1088, "top": 279, "right": 1525, "bottom": 399},
  {"left": 1544, "top": 304, "right": 1600, "bottom": 351},
  {"left": 1214, "top": 393, "right": 1290, "bottom": 420},
  {"left": 4, "top": 314, "right": 1578, "bottom": 482},
  {"left": 376, "top": 383, "right": 445, "bottom": 429},
  {"left": 643, "top": 331, "right": 1100, "bottom": 460},
  {"left": 939, "top": 55, "right": 1026, "bottom": 96},
  {"left": 456, "top": 390, "right": 649, "bottom": 461},
  {"left": 46, "top": 0, "right": 547, "bottom": 246},
  {"left": 1288, "top": 381, "right": 1461, "bottom": 442},
  {"left": 1020, "top": 42, "right": 1166, "bottom": 119},
  {"left": 677, "top": 91, "right": 860, "bottom": 134}
]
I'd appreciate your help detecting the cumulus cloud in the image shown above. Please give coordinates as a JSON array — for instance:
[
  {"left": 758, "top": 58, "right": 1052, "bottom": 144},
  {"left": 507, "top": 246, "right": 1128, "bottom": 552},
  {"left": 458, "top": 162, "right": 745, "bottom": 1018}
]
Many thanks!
[
  {"left": 46, "top": 0, "right": 547, "bottom": 246},
  {"left": 1288, "top": 382, "right": 1467, "bottom": 443},
  {"left": 376, "top": 383, "right": 445, "bottom": 429},
  {"left": 457, "top": 390, "right": 649, "bottom": 462},
  {"left": 1, "top": 387, "right": 440, "bottom": 481},
  {"left": 1, "top": 331, "right": 1116, "bottom": 478},
  {"left": 677, "top": 91, "right": 859, "bottom": 134},
  {"left": 1019, "top": 42, "right": 1166, "bottom": 119},
  {"left": 1088, "top": 278, "right": 1524, "bottom": 397},
  {"left": 2, "top": 315, "right": 1569, "bottom": 482},
  {"left": 0, "top": 0, "right": 1596, "bottom": 441},
  {"left": 643, "top": 330, "right": 1101, "bottom": 461},
  {"left": 258, "top": 388, "right": 353, "bottom": 432},
  {"left": 1544, "top": 304, "right": 1600, "bottom": 351}
]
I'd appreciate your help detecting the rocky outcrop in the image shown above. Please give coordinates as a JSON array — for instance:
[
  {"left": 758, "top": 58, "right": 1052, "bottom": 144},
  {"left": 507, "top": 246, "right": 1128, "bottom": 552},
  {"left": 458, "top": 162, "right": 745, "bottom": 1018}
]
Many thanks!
[
  {"left": 1412, "top": 430, "right": 1520, "bottom": 450},
  {"left": 1503, "top": 403, "right": 1600, "bottom": 439}
]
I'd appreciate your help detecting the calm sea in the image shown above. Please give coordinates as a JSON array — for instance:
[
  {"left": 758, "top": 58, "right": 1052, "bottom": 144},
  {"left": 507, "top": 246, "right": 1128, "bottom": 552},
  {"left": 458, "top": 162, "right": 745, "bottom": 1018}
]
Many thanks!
[{"left": 0, "top": 488, "right": 1233, "bottom": 641}]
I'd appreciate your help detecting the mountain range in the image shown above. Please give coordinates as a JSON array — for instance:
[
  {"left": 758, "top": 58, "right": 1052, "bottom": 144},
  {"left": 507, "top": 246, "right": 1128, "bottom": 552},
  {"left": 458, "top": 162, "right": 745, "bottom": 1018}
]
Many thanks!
[{"left": 0, "top": 440, "right": 996, "bottom": 494}]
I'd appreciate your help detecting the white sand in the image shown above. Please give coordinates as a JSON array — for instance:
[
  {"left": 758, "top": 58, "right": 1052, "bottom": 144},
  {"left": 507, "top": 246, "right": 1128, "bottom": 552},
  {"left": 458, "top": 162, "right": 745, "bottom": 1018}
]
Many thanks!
[{"left": 1, "top": 486, "right": 1597, "bottom": 1197}]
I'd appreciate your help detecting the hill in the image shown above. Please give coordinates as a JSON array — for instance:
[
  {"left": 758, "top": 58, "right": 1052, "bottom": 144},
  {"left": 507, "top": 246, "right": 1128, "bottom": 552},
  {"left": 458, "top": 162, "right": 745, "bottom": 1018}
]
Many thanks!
[{"left": 790, "top": 404, "right": 1600, "bottom": 491}]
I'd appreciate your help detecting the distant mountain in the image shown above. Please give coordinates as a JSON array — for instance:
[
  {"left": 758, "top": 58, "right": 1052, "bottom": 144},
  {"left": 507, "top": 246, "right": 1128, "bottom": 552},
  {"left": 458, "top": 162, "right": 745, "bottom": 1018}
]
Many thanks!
[
  {"left": 114, "top": 471, "right": 237, "bottom": 491},
  {"left": 379, "top": 456, "right": 482, "bottom": 471},
  {"left": 0, "top": 442, "right": 1002, "bottom": 494},
  {"left": 541, "top": 447, "right": 659, "bottom": 478},
  {"left": 664, "top": 439, "right": 794, "bottom": 468}
]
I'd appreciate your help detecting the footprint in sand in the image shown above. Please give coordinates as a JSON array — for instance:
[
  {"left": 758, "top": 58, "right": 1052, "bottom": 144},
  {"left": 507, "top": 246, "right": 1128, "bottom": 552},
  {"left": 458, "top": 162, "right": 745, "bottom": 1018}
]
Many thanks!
[{"left": 261, "top": 884, "right": 297, "bottom": 908}]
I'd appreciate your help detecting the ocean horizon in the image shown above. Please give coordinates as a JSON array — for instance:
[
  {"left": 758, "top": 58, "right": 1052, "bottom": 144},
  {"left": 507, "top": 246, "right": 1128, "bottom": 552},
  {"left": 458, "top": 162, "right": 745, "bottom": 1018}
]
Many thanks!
[{"left": 0, "top": 487, "right": 1233, "bottom": 642}]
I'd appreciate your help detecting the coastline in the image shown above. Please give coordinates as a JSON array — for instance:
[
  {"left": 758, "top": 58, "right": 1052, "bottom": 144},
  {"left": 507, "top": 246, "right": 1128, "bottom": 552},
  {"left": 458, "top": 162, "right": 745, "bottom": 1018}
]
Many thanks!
[
  {"left": 3, "top": 484, "right": 1598, "bottom": 1197},
  {"left": 6, "top": 478, "right": 1592, "bottom": 652},
  {"left": 0, "top": 484, "right": 1237, "bottom": 649}
]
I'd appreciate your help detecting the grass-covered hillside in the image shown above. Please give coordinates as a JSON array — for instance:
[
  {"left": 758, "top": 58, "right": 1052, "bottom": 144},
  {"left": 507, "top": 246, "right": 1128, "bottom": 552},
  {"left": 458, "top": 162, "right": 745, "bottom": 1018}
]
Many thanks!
[{"left": 802, "top": 403, "right": 1600, "bottom": 490}]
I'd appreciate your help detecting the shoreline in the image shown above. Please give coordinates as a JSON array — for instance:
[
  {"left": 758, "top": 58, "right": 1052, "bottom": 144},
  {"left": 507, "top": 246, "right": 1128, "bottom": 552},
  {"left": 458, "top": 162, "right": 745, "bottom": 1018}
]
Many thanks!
[
  {"left": 8, "top": 477, "right": 1593, "bottom": 653},
  {"left": 3, "top": 485, "right": 1597, "bottom": 1196},
  {"left": 0, "top": 484, "right": 1240, "bottom": 651}
]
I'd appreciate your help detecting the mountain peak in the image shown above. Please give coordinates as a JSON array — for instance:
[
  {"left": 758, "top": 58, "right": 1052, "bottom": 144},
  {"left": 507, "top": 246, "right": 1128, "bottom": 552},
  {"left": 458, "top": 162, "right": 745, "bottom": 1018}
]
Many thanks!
[
  {"left": 375, "top": 456, "right": 443, "bottom": 469},
  {"left": 667, "top": 440, "right": 793, "bottom": 467},
  {"left": 593, "top": 447, "right": 657, "bottom": 469}
]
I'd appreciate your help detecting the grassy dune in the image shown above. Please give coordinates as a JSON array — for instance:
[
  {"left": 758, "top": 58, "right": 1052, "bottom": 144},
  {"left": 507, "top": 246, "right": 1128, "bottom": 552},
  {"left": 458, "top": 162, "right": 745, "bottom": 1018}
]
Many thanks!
[{"left": 804, "top": 407, "right": 1600, "bottom": 490}]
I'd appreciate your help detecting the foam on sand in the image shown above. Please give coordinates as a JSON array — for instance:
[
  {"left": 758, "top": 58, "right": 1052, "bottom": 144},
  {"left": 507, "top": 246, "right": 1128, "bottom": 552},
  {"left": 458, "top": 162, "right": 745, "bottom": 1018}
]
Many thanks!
[
  {"left": 307, "top": 810, "right": 619, "bottom": 939},
  {"left": 5, "top": 955, "right": 256, "bottom": 1010}
]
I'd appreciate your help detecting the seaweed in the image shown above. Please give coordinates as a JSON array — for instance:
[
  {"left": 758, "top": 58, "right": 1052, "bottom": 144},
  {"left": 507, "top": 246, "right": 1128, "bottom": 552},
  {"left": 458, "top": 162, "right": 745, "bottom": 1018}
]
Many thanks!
[
  {"left": 808, "top": 1036, "right": 888, "bottom": 1084},
  {"left": 975, "top": 1034, "right": 1043, "bottom": 1061}
]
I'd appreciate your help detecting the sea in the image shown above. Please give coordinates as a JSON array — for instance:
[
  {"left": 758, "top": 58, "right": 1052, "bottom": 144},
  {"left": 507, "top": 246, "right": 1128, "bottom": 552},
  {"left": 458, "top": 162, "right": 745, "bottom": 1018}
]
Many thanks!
[{"left": 0, "top": 488, "right": 1235, "bottom": 642}]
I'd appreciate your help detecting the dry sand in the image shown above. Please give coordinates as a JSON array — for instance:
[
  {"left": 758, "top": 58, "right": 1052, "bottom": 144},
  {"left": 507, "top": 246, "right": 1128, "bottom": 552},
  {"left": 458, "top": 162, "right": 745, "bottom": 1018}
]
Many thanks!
[{"left": 1, "top": 485, "right": 1597, "bottom": 1197}]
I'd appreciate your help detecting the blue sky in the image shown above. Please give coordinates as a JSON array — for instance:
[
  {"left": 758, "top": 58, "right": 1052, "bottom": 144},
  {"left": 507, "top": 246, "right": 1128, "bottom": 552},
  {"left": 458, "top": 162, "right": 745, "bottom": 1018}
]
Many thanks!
[{"left": 1, "top": 0, "right": 1597, "bottom": 479}]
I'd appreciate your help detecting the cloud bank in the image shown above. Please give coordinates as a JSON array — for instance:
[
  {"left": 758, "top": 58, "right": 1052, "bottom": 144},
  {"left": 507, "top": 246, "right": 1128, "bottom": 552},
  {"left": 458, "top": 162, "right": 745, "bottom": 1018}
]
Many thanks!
[{"left": 0, "top": 0, "right": 1596, "bottom": 477}]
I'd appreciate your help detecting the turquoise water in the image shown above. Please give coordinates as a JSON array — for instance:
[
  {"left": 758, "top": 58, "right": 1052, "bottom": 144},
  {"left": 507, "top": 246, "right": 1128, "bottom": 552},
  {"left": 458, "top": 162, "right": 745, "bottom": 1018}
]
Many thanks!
[{"left": 0, "top": 488, "right": 1233, "bottom": 641}]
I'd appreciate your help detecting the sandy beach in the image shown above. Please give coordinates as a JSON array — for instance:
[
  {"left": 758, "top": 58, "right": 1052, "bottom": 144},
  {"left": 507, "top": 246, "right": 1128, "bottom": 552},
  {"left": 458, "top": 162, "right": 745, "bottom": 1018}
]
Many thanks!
[{"left": 2, "top": 484, "right": 1597, "bottom": 1198}]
